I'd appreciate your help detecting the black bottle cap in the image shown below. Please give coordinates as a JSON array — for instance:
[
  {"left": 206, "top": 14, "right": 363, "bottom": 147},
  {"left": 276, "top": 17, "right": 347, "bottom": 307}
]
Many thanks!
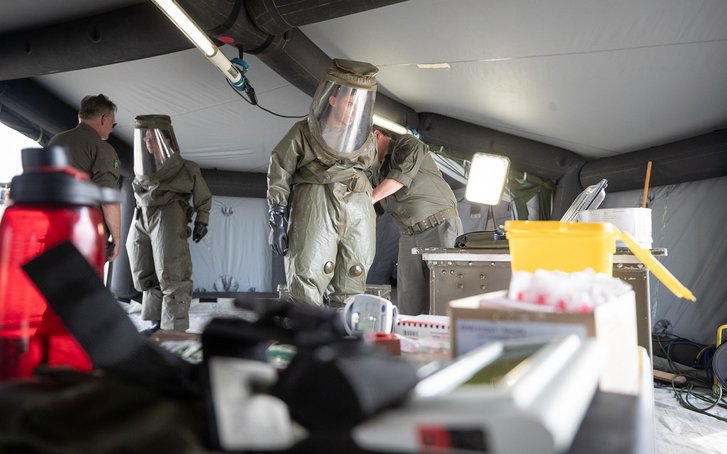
[
  {"left": 10, "top": 147, "right": 120, "bottom": 206},
  {"left": 21, "top": 146, "right": 69, "bottom": 171}
]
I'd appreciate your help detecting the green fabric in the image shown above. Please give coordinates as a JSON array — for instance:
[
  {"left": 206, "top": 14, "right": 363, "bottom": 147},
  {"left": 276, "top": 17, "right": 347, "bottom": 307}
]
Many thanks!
[
  {"left": 267, "top": 120, "right": 376, "bottom": 208},
  {"left": 507, "top": 169, "right": 556, "bottom": 220},
  {"left": 268, "top": 121, "right": 377, "bottom": 306},
  {"left": 132, "top": 154, "right": 212, "bottom": 225},
  {"left": 397, "top": 218, "right": 462, "bottom": 315},
  {"left": 127, "top": 202, "right": 193, "bottom": 330},
  {"left": 48, "top": 123, "right": 121, "bottom": 188},
  {"left": 329, "top": 59, "right": 378, "bottom": 89},
  {"left": 133, "top": 114, "right": 174, "bottom": 130},
  {"left": 371, "top": 134, "right": 463, "bottom": 314},
  {"left": 286, "top": 184, "right": 376, "bottom": 306},
  {"left": 375, "top": 135, "right": 459, "bottom": 229},
  {"left": 0, "top": 369, "right": 210, "bottom": 454},
  {"left": 128, "top": 154, "right": 211, "bottom": 330}
]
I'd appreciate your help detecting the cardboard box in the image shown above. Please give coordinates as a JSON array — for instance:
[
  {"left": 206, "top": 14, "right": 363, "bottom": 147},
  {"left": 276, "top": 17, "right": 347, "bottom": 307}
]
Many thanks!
[{"left": 448, "top": 290, "right": 639, "bottom": 394}]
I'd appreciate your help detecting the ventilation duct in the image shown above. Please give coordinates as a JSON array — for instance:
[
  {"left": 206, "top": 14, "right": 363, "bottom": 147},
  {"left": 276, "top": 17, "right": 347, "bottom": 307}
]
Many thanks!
[
  {"left": 417, "top": 113, "right": 586, "bottom": 181},
  {"left": 580, "top": 129, "right": 727, "bottom": 192},
  {"left": 0, "top": 3, "right": 192, "bottom": 81}
]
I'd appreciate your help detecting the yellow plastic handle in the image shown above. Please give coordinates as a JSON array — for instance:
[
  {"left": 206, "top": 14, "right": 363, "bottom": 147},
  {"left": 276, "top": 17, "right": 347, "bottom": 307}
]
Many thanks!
[
  {"left": 717, "top": 325, "right": 727, "bottom": 347},
  {"left": 616, "top": 229, "right": 696, "bottom": 302}
]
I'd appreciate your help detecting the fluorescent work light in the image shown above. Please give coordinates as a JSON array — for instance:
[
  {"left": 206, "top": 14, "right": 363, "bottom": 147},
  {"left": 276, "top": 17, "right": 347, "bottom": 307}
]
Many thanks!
[
  {"left": 465, "top": 152, "right": 510, "bottom": 205},
  {"left": 373, "top": 114, "right": 408, "bottom": 135},
  {"left": 152, "top": 0, "right": 216, "bottom": 56},
  {"left": 152, "top": 0, "right": 244, "bottom": 88}
]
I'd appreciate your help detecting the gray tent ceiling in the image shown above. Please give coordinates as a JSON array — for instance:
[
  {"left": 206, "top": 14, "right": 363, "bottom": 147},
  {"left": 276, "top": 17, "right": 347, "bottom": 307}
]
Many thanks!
[{"left": 1, "top": 0, "right": 727, "bottom": 199}]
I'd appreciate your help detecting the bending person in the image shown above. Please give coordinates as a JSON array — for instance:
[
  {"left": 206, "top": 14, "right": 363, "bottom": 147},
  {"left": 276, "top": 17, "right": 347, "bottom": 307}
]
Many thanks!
[{"left": 371, "top": 129, "right": 463, "bottom": 315}]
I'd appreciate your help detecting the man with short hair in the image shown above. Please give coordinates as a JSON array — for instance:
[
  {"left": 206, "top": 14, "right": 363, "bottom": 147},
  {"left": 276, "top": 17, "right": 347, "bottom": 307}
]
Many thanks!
[
  {"left": 49, "top": 94, "right": 122, "bottom": 261},
  {"left": 371, "top": 129, "right": 463, "bottom": 315}
]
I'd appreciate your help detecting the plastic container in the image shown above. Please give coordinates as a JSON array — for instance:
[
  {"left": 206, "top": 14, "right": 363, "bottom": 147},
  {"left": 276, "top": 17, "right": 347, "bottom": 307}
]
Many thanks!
[
  {"left": 504, "top": 221, "right": 617, "bottom": 275},
  {"left": 0, "top": 147, "right": 116, "bottom": 380},
  {"left": 504, "top": 220, "right": 696, "bottom": 302},
  {"left": 578, "top": 208, "right": 652, "bottom": 249}
]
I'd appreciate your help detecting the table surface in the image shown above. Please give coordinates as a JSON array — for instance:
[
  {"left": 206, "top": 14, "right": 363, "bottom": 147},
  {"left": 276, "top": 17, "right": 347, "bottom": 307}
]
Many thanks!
[{"left": 416, "top": 247, "right": 666, "bottom": 263}]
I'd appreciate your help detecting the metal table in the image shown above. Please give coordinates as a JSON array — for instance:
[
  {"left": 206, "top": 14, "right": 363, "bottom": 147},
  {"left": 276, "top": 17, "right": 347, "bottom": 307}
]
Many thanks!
[{"left": 417, "top": 247, "right": 666, "bottom": 359}]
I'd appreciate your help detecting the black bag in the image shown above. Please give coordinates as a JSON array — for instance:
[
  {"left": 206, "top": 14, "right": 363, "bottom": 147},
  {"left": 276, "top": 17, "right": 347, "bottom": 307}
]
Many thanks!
[
  {"left": 454, "top": 230, "right": 509, "bottom": 249},
  {"left": 0, "top": 369, "right": 210, "bottom": 454}
]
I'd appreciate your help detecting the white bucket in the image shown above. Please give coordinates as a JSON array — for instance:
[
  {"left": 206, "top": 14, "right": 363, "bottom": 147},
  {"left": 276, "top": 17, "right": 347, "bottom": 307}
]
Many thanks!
[{"left": 578, "top": 208, "right": 652, "bottom": 249}]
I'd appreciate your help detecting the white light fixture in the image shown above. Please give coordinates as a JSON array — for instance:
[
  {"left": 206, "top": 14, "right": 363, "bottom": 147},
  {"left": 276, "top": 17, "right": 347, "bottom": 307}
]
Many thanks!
[
  {"left": 465, "top": 152, "right": 510, "bottom": 205},
  {"left": 373, "top": 114, "right": 408, "bottom": 135},
  {"left": 152, "top": 0, "right": 244, "bottom": 88},
  {"left": 416, "top": 62, "right": 451, "bottom": 69}
]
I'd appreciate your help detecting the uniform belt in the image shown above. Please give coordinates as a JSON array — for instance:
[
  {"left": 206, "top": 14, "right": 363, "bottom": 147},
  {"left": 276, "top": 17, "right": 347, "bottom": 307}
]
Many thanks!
[{"left": 402, "top": 208, "right": 458, "bottom": 235}]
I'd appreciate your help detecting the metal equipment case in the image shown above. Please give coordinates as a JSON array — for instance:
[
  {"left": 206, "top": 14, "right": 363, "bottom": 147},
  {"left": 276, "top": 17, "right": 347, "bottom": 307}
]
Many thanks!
[{"left": 417, "top": 246, "right": 666, "bottom": 359}]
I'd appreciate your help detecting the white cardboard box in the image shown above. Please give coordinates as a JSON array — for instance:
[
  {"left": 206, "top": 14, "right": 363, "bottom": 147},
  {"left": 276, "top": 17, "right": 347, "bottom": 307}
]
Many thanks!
[{"left": 448, "top": 290, "right": 640, "bottom": 394}]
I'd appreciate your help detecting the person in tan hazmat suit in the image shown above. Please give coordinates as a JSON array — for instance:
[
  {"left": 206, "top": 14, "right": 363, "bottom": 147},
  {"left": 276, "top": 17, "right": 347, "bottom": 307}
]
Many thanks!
[
  {"left": 267, "top": 59, "right": 379, "bottom": 307},
  {"left": 126, "top": 115, "right": 212, "bottom": 332}
]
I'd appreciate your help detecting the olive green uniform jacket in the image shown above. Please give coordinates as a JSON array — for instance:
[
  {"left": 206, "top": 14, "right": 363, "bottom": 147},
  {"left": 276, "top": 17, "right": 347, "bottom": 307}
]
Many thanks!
[
  {"left": 374, "top": 134, "right": 463, "bottom": 315},
  {"left": 126, "top": 153, "right": 212, "bottom": 330},
  {"left": 49, "top": 123, "right": 121, "bottom": 188},
  {"left": 267, "top": 120, "right": 377, "bottom": 306}
]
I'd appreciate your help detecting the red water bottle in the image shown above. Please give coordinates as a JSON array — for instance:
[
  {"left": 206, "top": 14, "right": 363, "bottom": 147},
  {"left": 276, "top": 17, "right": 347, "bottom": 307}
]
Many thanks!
[{"left": 0, "top": 147, "right": 115, "bottom": 380}]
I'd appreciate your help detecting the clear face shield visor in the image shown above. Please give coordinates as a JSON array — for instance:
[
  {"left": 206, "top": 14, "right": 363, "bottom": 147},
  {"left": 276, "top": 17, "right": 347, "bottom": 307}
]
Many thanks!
[
  {"left": 310, "top": 81, "right": 376, "bottom": 155},
  {"left": 133, "top": 127, "right": 178, "bottom": 176}
]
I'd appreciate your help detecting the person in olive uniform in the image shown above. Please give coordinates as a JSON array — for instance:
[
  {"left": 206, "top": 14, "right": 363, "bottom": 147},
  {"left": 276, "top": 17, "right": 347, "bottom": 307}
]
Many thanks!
[
  {"left": 372, "top": 129, "right": 463, "bottom": 315},
  {"left": 48, "top": 94, "right": 122, "bottom": 261},
  {"left": 126, "top": 115, "right": 211, "bottom": 332},
  {"left": 267, "top": 59, "right": 379, "bottom": 307}
]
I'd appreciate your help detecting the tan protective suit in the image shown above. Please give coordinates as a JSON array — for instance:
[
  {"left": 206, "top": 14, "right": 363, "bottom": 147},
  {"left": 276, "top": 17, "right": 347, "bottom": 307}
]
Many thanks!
[
  {"left": 126, "top": 116, "right": 211, "bottom": 331},
  {"left": 268, "top": 121, "right": 377, "bottom": 306},
  {"left": 267, "top": 59, "right": 378, "bottom": 307}
]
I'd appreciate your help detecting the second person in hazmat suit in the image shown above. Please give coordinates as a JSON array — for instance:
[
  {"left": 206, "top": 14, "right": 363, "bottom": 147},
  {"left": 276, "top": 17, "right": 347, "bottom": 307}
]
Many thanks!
[
  {"left": 267, "top": 59, "right": 379, "bottom": 307},
  {"left": 126, "top": 115, "right": 212, "bottom": 332}
]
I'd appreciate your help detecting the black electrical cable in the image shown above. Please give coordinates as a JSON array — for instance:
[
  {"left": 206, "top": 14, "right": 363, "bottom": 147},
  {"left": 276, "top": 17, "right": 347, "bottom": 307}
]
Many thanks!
[
  {"left": 652, "top": 332, "right": 727, "bottom": 422},
  {"left": 653, "top": 333, "right": 709, "bottom": 383},
  {"left": 671, "top": 380, "right": 727, "bottom": 423},
  {"left": 226, "top": 78, "right": 307, "bottom": 119}
]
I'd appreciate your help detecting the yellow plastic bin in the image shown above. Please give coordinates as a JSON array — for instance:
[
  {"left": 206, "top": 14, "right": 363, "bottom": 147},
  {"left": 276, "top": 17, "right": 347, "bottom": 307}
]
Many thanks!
[
  {"left": 504, "top": 220, "right": 696, "bottom": 301},
  {"left": 504, "top": 220, "right": 618, "bottom": 274}
]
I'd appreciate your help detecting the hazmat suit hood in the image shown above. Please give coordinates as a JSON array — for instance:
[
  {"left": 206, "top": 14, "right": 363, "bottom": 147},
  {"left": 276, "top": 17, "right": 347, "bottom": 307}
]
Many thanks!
[
  {"left": 133, "top": 115, "right": 181, "bottom": 177},
  {"left": 308, "top": 59, "right": 378, "bottom": 160}
]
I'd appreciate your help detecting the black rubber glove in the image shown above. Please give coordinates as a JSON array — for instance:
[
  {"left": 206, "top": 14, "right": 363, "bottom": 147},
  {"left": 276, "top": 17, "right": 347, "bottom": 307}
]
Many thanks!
[
  {"left": 269, "top": 204, "right": 289, "bottom": 256},
  {"left": 192, "top": 222, "right": 208, "bottom": 243}
]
